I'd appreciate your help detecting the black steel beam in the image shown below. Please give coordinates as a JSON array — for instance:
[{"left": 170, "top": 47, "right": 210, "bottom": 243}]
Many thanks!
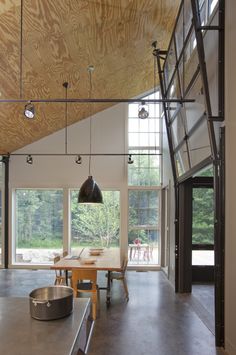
[
  {"left": 2, "top": 156, "right": 9, "bottom": 269},
  {"left": 0, "top": 98, "right": 194, "bottom": 104},
  {"left": 9, "top": 153, "right": 162, "bottom": 157}
]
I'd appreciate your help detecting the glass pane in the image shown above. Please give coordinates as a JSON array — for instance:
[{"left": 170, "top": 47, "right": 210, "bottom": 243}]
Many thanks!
[
  {"left": 70, "top": 190, "right": 120, "bottom": 252},
  {"left": 164, "top": 39, "right": 176, "bottom": 90},
  {"left": 128, "top": 229, "right": 160, "bottom": 266},
  {"left": 129, "top": 133, "right": 139, "bottom": 147},
  {"left": 203, "top": 21, "right": 219, "bottom": 117},
  {"left": 192, "top": 250, "right": 214, "bottom": 265},
  {"left": 210, "top": 0, "right": 218, "bottom": 14},
  {"left": 129, "top": 103, "right": 139, "bottom": 117},
  {"left": 128, "top": 150, "right": 160, "bottom": 186},
  {"left": 183, "top": 29, "right": 198, "bottom": 92},
  {"left": 171, "top": 110, "right": 187, "bottom": 148},
  {"left": 184, "top": 74, "right": 206, "bottom": 132},
  {"left": 149, "top": 118, "right": 160, "bottom": 132},
  {"left": 148, "top": 103, "right": 160, "bottom": 118},
  {"left": 188, "top": 120, "right": 211, "bottom": 167},
  {"left": 128, "top": 118, "right": 139, "bottom": 132},
  {"left": 192, "top": 187, "right": 214, "bottom": 245},
  {"left": 15, "top": 189, "right": 63, "bottom": 264},
  {"left": 166, "top": 72, "right": 182, "bottom": 119},
  {"left": 184, "top": 0, "right": 193, "bottom": 39},
  {"left": 175, "top": 5, "right": 184, "bottom": 58},
  {"left": 195, "top": 165, "right": 213, "bottom": 177},
  {"left": 175, "top": 142, "right": 190, "bottom": 176},
  {"left": 129, "top": 190, "right": 159, "bottom": 225},
  {"left": 128, "top": 190, "right": 160, "bottom": 265},
  {"left": 199, "top": 0, "right": 207, "bottom": 25}
]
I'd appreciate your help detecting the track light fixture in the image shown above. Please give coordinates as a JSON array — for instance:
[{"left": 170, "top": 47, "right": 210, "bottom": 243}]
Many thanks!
[
  {"left": 128, "top": 154, "right": 134, "bottom": 164},
  {"left": 24, "top": 101, "right": 35, "bottom": 119},
  {"left": 138, "top": 102, "right": 149, "bottom": 119},
  {"left": 26, "top": 155, "right": 33, "bottom": 164},
  {"left": 75, "top": 155, "right": 82, "bottom": 164}
]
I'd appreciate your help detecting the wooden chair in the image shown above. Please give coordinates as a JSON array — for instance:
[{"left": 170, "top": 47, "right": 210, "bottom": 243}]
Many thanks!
[
  {"left": 61, "top": 251, "right": 72, "bottom": 285},
  {"left": 71, "top": 269, "right": 99, "bottom": 320},
  {"left": 54, "top": 255, "right": 72, "bottom": 286},
  {"left": 54, "top": 255, "right": 67, "bottom": 285},
  {"left": 108, "top": 258, "right": 129, "bottom": 301}
]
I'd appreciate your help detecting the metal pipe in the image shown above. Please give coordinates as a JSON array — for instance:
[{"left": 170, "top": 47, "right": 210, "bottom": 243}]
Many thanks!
[
  {"left": 9, "top": 152, "right": 162, "bottom": 157},
  {"left": 0, "top": 98, "right": 194, "bottom": 104}
]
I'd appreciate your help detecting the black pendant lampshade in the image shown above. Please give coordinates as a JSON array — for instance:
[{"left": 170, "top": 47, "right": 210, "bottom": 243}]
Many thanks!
[{"left": 78, "top": 176, "right": 103, "bottom": 203}]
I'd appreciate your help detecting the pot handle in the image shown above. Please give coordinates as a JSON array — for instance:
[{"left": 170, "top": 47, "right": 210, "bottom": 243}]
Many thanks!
[{"left": 32, "top": 299, "right": 52, "bottom": 307}]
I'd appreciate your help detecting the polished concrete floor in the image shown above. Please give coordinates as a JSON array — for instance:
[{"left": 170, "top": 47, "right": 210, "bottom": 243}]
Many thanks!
[{"left": 0, "top": 269, "right": 224, "bottom": 355}]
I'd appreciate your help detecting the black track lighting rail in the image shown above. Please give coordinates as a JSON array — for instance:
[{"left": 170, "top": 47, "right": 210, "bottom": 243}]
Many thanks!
[
  {"left": 0, "top": 98, "right": 194, "bottom": 104},
  {"left": 10, "top": 153, "right": 162, "bottom": 157}
]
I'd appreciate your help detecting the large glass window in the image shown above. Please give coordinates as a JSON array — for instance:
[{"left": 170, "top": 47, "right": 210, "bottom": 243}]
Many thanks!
[
  {"left": 128, "top": 92, "right": 161, "bottom": 186},
  {"left": 70, "top": 190, "right": 120, "bottom": 253},
  {"left": 0, "top": 161, "right": 4, "bottom": 266},
  {"left": 14, "top": 189, "right": 63, "bottom": 264},
  {"left": 128, "top": 91, "right": 161, "bottom": 266}
]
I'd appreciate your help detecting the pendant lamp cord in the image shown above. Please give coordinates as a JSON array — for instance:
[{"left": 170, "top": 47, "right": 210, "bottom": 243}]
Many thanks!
[
  {"left": 63, "top": 82, "right": 68, "bottom": 155},
  {"left": 88, "top": 66, "right": 94, "bottom": 176},
  {"left": 153, "top": 52, "right": 157, "bottom": 153},
  {"left": 20, "top": 0, "right": 23, "bottom": 98}
]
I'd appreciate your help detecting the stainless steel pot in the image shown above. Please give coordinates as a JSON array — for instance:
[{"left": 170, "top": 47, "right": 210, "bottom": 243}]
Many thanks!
[{"left": 29, "top": 286, "right": 74, "bottom": 321}]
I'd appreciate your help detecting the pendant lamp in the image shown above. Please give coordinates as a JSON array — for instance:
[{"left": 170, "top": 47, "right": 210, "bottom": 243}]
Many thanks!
[{"left": 78, "top": 66, "right": 103, "bottom": 204}]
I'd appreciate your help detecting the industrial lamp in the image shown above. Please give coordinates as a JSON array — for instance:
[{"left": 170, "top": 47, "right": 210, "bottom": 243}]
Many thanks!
[
  {"left": 78, "top": 66, "right": 103, "bottom": 204},
  {"left": 138, "top": 102, "right": 149, "bottom": 119}
]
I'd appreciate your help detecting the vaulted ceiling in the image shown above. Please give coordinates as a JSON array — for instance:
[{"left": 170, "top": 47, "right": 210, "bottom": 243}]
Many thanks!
[{"left": 0, "top": 0, "right": 180, "bottom": 154}]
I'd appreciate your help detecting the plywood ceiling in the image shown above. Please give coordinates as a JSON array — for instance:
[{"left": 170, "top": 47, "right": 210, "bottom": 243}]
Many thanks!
[{"left": 0, "top": 0, "right": 180, "bottom": 153}]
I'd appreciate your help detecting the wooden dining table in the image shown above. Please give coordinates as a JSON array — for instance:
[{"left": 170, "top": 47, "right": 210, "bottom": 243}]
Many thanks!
[{"left": 51, "top": 247, "right": 122, "bottom": 305}]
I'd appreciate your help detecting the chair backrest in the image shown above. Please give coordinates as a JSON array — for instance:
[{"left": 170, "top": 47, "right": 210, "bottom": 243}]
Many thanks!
[
  {"left": 71, "top": 269, "right": 97, "bottom": 291},
  {"left": 54, "top": 255, "right": 60, "bottom": 263},
  {"left": 54, "top": 255, "right": 61, "bottom": 277},
  {"left": 122, "top": 257, "right": 128, "bottom": 274}
]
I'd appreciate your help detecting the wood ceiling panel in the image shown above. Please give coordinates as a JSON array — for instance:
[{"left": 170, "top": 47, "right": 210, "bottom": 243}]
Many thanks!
[{"left": 0, "top": 0, "right": 180, "bottom": 153}]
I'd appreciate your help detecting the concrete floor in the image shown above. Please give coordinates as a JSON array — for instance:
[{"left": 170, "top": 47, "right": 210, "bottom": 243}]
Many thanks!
[{"left": 0, "top": 269, "right": 224, "bottom": 355}]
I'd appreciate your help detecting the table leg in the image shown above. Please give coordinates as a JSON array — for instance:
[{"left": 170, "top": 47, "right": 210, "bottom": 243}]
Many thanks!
[
  {"left": 65, "top": 270, "right": 68, "bottom": 286},
  {"left": 106, "top": 271, "right": 111, "bottom": 305}
]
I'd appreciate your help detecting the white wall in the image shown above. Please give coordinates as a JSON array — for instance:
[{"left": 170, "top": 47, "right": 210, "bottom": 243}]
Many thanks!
[
  {"left": 225, "top": 1, "right": 236, "bottom": 354},
  {"left": 9, "top": 103, "right": 129, "bottom": 260},
  {"left": 9, "top": 103, "right": 127, "bottom": 188}
]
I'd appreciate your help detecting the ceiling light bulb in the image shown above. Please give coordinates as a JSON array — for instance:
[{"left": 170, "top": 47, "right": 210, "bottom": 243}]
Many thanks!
[
  {"left": 128, "top": 154, "right": 134, "bottom": 164},
  {"left": 75, "top": 155, "right": 82, "bottom": 164},
  {"left": 24, "top": 102, "right": 35, "bottom": 119},
  {"left": 26, "top": 155, "right": 33, "bottom": 164},
  {"left": 138, "top": 103, "right": 149, "bottom": 119}
]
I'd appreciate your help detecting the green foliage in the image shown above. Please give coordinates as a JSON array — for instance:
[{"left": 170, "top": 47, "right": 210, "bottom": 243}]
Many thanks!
[
  {"left": 71, "top": 191, "right": 120, "bottom": 247},
  {"left": 128, "top": 151, "right": 160, "bottom": 186},
  {"left": 15, "top": 189, "right": 63, "bottom": 246},
  {"left": 192, "top": 188, "right": 214, "bottom": 244},
  {"left": 15, "top": 189, "right": 120, "bottom": 249}
]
